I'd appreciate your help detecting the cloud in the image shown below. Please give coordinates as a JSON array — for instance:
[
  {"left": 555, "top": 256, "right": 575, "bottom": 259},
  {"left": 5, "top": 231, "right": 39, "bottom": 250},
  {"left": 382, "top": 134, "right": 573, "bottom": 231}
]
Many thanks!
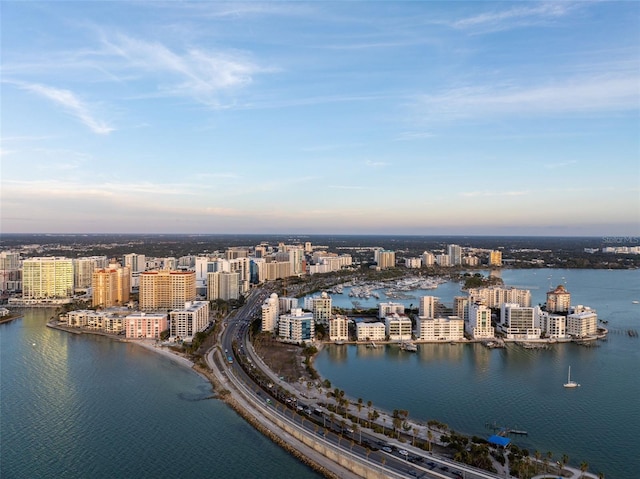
[
  {"left": 453, "top": 2, "right": 577, "bottom": 32},
  {"left": 416, "top": 74, "right": 639, "bottom": 120},
  {"left": 99, "top": 33, "right": 267, "bottom": 108},
  {"left": 365, "top": 160, "right": 389, "bottom": 168},
  {"left": 328, "top": 185, "right": 366, "bottom": 190},
  {"left": 16, "top": 82, "right": 114, "bottom": 134},
  {"left": 395, "top": 131, "right": 435, "bottom": 141}
]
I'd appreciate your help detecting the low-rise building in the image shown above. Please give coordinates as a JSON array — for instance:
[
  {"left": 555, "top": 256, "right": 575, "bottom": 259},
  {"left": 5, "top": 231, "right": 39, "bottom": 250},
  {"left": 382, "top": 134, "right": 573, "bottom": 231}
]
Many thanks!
[
  {"left": 538, "top": 311, "right": 567, "bottom": 339},
  {"left": 356, "top": 321, "right": 386, "bottom": 342},
  {"left": 125, "top": 312, "right": 168, "bottom": 339},
  {"left": 417, "top": 316, "right": 464, "bottom": 341},
  {"left": 385, "top": 313, "right": 412, "bottom": 341},
  {"left": 378, "top": 302, "right": 404, "bottom": 319},
  {"left": 466, "top": 301, "right": 494, "bottom": 339},
  {"left": 567, "top": 307, "right": 598, "bottom": 338}
]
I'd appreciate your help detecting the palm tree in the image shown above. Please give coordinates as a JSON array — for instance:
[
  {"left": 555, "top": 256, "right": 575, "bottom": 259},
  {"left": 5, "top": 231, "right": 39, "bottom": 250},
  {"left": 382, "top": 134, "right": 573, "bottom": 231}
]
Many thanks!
[
  {"left": 427, "top": 430, "right": 433, "bottom": 452},
  {"left": 413, "top": 427, "right": 419, "bottom": 446},
  {"left": 546, "top": 451, "right": 553, "bottom": 472},
  {"left": 534, "top": 450, "right": 541, "bottom": 473},
  {"left": 580, "top": 461, "right": 589, "bottom": 478},
  {"left": 382, "top": 417, "right": 386, "bottom": 435}
]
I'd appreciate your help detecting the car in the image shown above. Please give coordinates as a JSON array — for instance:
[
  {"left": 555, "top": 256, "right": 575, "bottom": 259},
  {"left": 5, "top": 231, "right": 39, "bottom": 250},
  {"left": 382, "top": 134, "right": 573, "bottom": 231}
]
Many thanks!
[
  {"left": 382, "top": 447, "right": 393, "bottom": 453},
  {"left": 398, "top": 449, "right": 409, "bottom": 456}
]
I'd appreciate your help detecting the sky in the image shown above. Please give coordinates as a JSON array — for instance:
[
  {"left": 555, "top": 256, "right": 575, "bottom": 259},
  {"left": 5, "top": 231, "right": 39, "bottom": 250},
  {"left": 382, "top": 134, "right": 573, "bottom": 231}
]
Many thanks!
[{"left": 1, "top": 1, "right": 639, "bottom": 236}]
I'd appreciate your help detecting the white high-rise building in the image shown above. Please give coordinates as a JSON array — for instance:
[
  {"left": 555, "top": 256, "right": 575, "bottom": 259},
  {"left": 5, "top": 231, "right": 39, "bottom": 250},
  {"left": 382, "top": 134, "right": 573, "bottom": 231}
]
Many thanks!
[
  {"left": 500, "top": 303, "right": 541, "bottom": 340},
  {"left": 567, "top": 307, "right": 598, "bottom": 338},
  {"left": 22, "top": 257, "right": 74, "bottom": 299},
  {"left": 329, "top": 315, "right": 349, "bottom": 342},
  {"left": 261, "top": 293, "right": 280, "bottom": 332},
  {"left": 466, "top": 302, "right": 494, "bottom": 339},
  {"left": 435, "top": 254, "right": 451, "bottom": 267},
  {"left": 74, "top": 256, "right": 108, "bottom": 292},
  {"left": 378, "top": 302, "right": 405, "bottom": 319},
  {"left": 448, "top": 244, "right": 462, "bottom": 266},
  {"left": 539, "top": 311, "right": 566, "bottom": 339},
  {"left": 467, "top": 287, "right": 531, "bottom": 308},
  {"left": 278, "top": 308, "right": 314, "bottom": 344},
  {"left": 419, "top": 296, "right": 437, "bottom": 318},
  {"left": 169, "top": 301, "right": 210, "bottom": 342},
  {"left": 304, "top": 292, "right": 332, "bottom": 324},
  {"left": 421, "top": 251, "right": 435, "bottom": 267}
]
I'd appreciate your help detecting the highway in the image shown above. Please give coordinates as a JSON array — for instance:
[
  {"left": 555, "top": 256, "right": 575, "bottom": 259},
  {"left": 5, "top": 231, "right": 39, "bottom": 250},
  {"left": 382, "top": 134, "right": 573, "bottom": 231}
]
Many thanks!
[{"left": 209, "top": 287, "right": 502, "bottom": 479}]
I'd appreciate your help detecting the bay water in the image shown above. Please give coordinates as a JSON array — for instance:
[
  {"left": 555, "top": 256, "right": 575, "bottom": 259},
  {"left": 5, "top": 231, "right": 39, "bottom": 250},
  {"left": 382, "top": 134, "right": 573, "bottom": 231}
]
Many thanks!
[
  {"left": 0, "top": 309, "right": 322, "bottom": 479},
  {"left": 314, "top": 268, "right": 640, "bottom": 478}
]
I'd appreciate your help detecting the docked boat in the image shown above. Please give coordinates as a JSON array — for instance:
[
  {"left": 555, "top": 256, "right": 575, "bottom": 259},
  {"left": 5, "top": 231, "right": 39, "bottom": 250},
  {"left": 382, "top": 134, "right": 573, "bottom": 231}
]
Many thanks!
[
  {"left": 400, "top": 341, "right": 417, "bottom": 352},
  {"left": 563, "top": 366, "right": 580, "bottom": 388}
]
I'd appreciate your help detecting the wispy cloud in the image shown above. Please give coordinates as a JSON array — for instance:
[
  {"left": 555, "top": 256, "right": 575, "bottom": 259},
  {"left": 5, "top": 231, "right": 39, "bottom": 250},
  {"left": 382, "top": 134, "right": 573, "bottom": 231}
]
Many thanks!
[
  {"left": 365, "top": 160, "right": 389, "bottom": 168},
  {"left": 395, "top": 131, "right": 435, "bottom": 141},
  {"left": 453, "top": 2, "right": 578, "bottom": 33},
  {"left": 16, "top": 82, "right": 114, "bottom": 134},
  {"left": 328, "top": 185, "right": 366, "bottom": 190},
  {"left": 416, "top": 74, "right": 639, "bottom": 120},
  {"left": 99, "top": 32, "right": 268, "bottom": 108}
]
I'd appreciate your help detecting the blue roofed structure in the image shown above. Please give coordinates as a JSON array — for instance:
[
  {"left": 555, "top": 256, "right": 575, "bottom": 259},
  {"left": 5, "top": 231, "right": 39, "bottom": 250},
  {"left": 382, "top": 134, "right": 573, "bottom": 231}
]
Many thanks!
[{"left": 488, "top": 435, "right": 511, "bottom": 448}]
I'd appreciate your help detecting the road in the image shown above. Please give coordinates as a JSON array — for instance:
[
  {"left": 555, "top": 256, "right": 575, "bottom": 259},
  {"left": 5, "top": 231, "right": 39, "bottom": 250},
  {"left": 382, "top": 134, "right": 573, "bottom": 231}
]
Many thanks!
[{"left": 209, "top": 287, "right": 503, "bottom": 479}]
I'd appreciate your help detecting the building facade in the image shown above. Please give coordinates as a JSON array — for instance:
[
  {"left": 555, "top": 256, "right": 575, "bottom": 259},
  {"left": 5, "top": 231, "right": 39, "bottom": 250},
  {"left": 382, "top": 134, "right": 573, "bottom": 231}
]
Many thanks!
[
  {"left": 125, "top": 312, "right": 168, "bottom": 339},
  {"left": 278, "top": 308, "right": 314, "bottom": 344},
  {"left": 356, "top": 322, "right": 386, "bottom": 342},
  {"left": 169, "top": 301, "right": 210, "bottom": 342},
  {"left": 418, "top": 317, "right": 464, "bottom": 341},
  {"left": 466, "top": 302, "right": 494, "bottom": 339},
  {"left": 139, "top": 270, "right": 196, "bottom": 311},
  {"left": 22, "top": 257, "right": 74, "bottom": 299}
]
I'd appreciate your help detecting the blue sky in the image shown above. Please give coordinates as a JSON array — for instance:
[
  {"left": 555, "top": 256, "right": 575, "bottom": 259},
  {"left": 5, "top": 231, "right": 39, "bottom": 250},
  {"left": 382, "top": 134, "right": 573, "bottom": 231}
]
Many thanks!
[{"left": 2, "top": 1, "right": 639, "bottom": 236}]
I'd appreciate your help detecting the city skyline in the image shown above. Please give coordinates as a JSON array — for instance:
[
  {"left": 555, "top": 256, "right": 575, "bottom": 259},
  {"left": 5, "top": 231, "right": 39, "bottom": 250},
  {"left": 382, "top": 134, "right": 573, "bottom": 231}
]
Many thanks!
[{"left": 2, "top": 1, "right": 639, "bottom": 236}]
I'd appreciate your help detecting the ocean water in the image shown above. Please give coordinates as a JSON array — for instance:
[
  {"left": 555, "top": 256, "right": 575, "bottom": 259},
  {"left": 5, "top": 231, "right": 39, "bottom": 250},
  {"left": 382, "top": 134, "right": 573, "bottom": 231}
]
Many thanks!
[
  {"left": 0, "top": 309, "right": 322, "bottom": 479},
  {"left": 314, "top": 268, "right": 640, "bottom": 478}
]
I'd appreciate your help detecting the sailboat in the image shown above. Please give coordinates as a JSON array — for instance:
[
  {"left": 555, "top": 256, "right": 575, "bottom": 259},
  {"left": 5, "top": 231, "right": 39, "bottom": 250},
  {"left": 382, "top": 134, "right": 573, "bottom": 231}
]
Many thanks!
[{"left": 563, "top": 366, "right": 580, "bottom": 388}]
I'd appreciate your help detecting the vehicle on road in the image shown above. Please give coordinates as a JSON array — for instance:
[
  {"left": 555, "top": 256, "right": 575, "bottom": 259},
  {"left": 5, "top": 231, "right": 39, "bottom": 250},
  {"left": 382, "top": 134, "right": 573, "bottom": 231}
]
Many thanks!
[{"left": 398, "top": 449, "right": 409, "bottom": 456}]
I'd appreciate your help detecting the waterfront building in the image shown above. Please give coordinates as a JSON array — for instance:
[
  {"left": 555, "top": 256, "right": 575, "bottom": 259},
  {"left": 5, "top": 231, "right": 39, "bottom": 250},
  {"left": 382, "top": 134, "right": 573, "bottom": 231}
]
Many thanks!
[
  {"left": 125, "top": 312, "right": 168, "bottom": 339},
  {"left": 309, "top": 253, "right": 353, "bottom": 274},
  {"left": 435, "top": 254, "right": 451, "bottom": 267},
  {"left": 261, "top": 293, "right": 280, "bottom": 333},
  {"left": 467, "top": 286, "right": 532, "bottom": 308},
  {"left": 169, "top": 301, "right": 210, "bottom": 342},
  {"left": 278, "top": 308, "right": 315, "bottom": 344},
  {"left": 538, "top": 311, "right": 567, "bottom": 339},
  {"left": 378, "top": 301, "right": 405, "bottom": 319},
  {"left": 139, "top": 270, "right": 196, "bottom": 311},
  {"left": 466, "top": 301, "right": 494, "bottom": 339},
  {"left": 92, "top": 264, "right": 131, "bottom": 308},
  {"left": 421, "top": 251, "right": 435, "bottom": 267},
  {"left": 462, "top": 256, "right": 479, "bottom": 267},
  {"left": 385, "top": 313, "right": 412, "bottom": 341},
  {"left": 375, "top": 250, "right": 396, "bottom": 269},
  {"left": 22, "top": 257, "right": 74, "bottom": 300},
  {"left": 447, "top": 244, "right": 462, "bottom": 266},
  {"left": 454, "top": 296, "right": 469, "bottom": 321},
  {"left": 304, "top": 292, "right": 332, "bottom": 325},
  {"left": 567, "top": 307, "right": 598, "bottom": 338},
  {"left": 329, "top": 315, "right": 349, "bottom": 342},
  {"left": 546, "top": 285, "right": 571, "bottom": 313},
  {"left": 489, "top": 250, "right": 502, "bottom": 267},
  {"left": 74, "top": 256, "right": 108, "bottom": 292},
  {"left": 417, "top": 316, "right": 464, "bottom": 341},
  {"left": 255, "top": 260, "right": 293, "bottom": 282},
  {"left": 67, "top": 310, "right": 125, "bottom": 333},
  {"left": 500, "top": 303, "right": 541, "bottom": 340},
  {"left": 356, "top": 321, "right": 386, "bottom": 341},
  {"left": 404, "top": 257, "right": 422, "bottom": 268},
  {"left": 419, "top": 295, "right": 437, "bottom": 318},
  {"left": 0, "top": 251, "right": 22, "bottom": 294}
]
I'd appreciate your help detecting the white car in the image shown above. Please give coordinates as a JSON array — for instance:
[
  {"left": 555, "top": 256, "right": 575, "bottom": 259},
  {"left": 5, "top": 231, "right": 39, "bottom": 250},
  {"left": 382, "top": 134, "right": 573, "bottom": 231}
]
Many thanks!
[{"left": 398, "top": 449, "right": 409, "bottom": 456}]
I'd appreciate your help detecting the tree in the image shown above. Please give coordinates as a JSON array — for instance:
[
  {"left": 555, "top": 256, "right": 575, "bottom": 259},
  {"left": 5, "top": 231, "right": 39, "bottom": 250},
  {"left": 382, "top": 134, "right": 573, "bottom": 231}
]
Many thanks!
[
  {"left": 427, "top": 430, "right": 434, "bottom": 452},
  {"left": 580, "top": 461, "right": 589, "bottom": 478},
  {"left": 413, "top": 427, "right": 419, "bottom": 446}
]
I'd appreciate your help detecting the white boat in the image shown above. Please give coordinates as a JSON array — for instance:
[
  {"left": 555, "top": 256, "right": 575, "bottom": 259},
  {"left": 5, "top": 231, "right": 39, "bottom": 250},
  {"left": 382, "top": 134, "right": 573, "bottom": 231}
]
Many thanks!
[
  {"left": 400, "top": 341, "right": 417, "bottom": 352},
  {"left": 563, "top": 366, "right": 580, "bottom": 388}
]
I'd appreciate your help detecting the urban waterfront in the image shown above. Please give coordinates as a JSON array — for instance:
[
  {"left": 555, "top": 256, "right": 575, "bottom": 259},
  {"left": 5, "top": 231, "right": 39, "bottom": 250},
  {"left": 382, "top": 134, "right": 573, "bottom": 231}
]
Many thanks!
[
  {"left": 314, "top": 268, "right": 640, "bottom": 478},
  {"left": 0, "top": 309, "right": 323, "bottom": 479}
]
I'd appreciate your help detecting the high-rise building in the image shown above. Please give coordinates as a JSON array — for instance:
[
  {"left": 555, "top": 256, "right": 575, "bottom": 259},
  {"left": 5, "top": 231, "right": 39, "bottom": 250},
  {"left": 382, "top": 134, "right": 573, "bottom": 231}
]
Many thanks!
[
  {"left": 92, "top": 264, "right": 131, "bottom": 308},
  {"left": 74, "top": 256, "right": 108, "bottom": 292},
  {"left": 169, "top": 301, "right": 210, "bottom": 342},
  {"left": 500, "top": 303, "right": 541, "bottom": 340},
  {"left": 261, "top": 293, "right": 279, "bottom": 332},
  {"left": 447, "top": 244, "right": 462, "bottom": 266},
  {"left": 139, "top": 270, "right": 196, "bottom": 311},
  {"left": 418, "top": 317, "right": 464, "bottom": 341},
  {"left": 384, "top": 313, "right": 412, "bottom": 341},
  {"left": 376, "top": 250, "right": 396, "bottom": 269},
  {"left": 538, "top": 311, "right": 567, "bottom": 339},
  {"left": 378, "top": 302, "right": 405, "bottom": 319},
  {"left": 278, "top": 308, "right": 314, "bottom": 344},
  {"left": 489, "top": 250, "right": 502, "bottom": 267},
  {"left": 466, "top": 301, "right": 494, "bottom": 339},
  {"left": 546, "top": 285, "right": 571, "bottom": 313},
  {"left": 421, "top": 251, "right": 435, "bottom": 267},
  {"left": 467, "top": 287, "right": 531, "bottom": 308},
  {"left": 22, "top": 257, "right": 74, "bottom": 299},
  {"left": 419, "top": 295, "right": 437, "bottom": 318},
  {"left": 304, "top": 292, "right": 332, "bottom": 324},
  {"left": 329, "top": 315, "right": 349, "bottom": 342}
]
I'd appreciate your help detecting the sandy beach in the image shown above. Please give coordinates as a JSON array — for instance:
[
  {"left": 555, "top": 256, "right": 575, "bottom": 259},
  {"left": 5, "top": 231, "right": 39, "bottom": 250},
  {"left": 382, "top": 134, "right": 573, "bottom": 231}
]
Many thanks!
[{"left": 126, "top": 339, "right": 195, "bottom": 369}]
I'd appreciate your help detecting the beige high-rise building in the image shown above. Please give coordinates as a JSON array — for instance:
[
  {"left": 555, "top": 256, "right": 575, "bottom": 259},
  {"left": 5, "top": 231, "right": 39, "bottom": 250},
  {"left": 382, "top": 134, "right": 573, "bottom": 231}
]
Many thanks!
[
  {"left": 419, "top": 295, "right": 437, "bottom": 318},
  {"left": 139, "top": 270, "right": 196, "bottom": 311},
  {"left": 92, "top": 265, "right": 131, "bottom": 308},
  {"left": 489, "top": 250, "right": 502, "bottom": 267},
  {"left": 22, "top": 257, "right": 74, "bottom": 299},
  {"left": 376, "top": 250, "right": 396, "bottom": 269},
  {"left": 546, "top": 285, "right": 571, "bottom": 313},
  {"left": 329, "top": 315, "right": 349, "bottom": 342}
]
